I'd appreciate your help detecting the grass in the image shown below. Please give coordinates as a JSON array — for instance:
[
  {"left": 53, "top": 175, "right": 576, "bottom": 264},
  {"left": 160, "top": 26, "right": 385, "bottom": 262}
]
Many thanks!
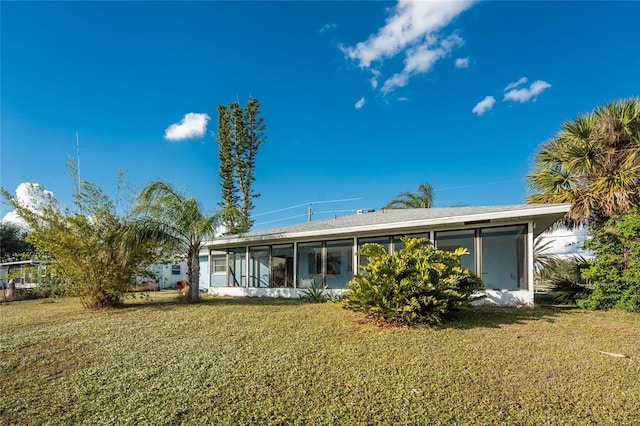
[{"left": 1, "top": 292, "right": 639, "bottom": 425}]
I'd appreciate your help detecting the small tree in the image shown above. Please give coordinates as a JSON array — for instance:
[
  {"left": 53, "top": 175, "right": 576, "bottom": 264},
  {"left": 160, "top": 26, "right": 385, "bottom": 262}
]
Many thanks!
[
  {"left": 0, "top": 164, "right": 160, "bottom": 309},
  {"left": 344, "top": 237, "right": 484, "bottom": 325},
  {"left": 134, "top": 181, "right": 218, "bottom": 302},
  {"left": 579, "top": 207, "right": 640, "bottom": 312}
]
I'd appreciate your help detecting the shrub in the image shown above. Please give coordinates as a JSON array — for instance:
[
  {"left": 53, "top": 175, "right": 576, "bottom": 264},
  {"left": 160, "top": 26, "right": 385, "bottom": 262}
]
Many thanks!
[
  {"left": 579, "top": 207, "right": 640, "bottom": 312},
  {"left": 343, "top": 237, "right": 484, "bottom": 325},
  {"left": 299, "top": 282, "right": 342, "bottom": 303},
  {"left": 540, "top": 256, "right": 593, "bottom": 304}
]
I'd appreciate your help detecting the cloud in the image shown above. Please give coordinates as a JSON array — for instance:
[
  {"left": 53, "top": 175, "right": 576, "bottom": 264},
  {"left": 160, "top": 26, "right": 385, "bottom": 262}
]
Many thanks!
[
  {"left": 455, "top": 57, "right": 469, "bottom": 69},
  {"left": 504, "top": 77, "right": 528, "bottom": 91},
  {"left": 354, "top": 97, "right": 366, "bottom": 110},
  {"left": 472, "top": 96, "right": 496, "bottom": 116},
  {"left": 381, "top": 33, "right": 463, "bottom": 95},
  {"left": 381, "top": 73, "right": 409, "bottom": 94},
  {"left": 164, "top": 113, "right": 210, "bottom": 141},
  {"left": 537, "top": 226, "right": 592, "bottom": 258},
  {"left": 370, "top": 69, "right": 381, "bottom": 89},
  {"left": 503, "top": 79, "right": 551, "bottom": 103},
  {"left": 319, "top": 23, "right": 337, "bottom": 34},
  {"left": 341, "top": 0, "right": 475, "bottom": 95},
  {"left": 1, "top": 182, "right": 54, "bottom": 228}
]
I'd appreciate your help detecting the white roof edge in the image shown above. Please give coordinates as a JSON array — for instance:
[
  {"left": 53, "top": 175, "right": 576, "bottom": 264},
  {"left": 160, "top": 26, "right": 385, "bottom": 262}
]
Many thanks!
[{"left": 204, "top": 204, "right": 570, "bottom": 247}]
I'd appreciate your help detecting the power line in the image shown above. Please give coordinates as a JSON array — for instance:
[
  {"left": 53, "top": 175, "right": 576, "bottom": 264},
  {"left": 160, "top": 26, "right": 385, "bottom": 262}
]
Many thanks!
[
  {"left": 434, "top": 179, "right": 522, "bottom": 192},
  {"left": 253, "top": 197, "right": 364, "bottom": 218},
  {"left": 254, "top": 213, "right": 309, "bottom": 227}
]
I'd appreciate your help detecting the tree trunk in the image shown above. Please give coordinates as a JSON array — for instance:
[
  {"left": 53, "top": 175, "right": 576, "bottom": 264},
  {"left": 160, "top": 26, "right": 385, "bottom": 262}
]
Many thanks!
[{"left": 189, "top": 251, "right": 200, "bottom": 302}]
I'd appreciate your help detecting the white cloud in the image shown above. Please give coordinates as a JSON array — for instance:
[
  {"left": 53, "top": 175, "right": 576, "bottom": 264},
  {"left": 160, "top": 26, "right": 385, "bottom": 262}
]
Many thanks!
[
  {"left": 381, "top": 73, "right": 409, "bottom": 94},
  {"left": 164, "top": 113, "right": 210, "bottom": 141},
  {"left": 455, "top": 57, "right": 469, "bottom": 69},
  {"left": 504, "top": 77, "right": 528, "bottom": 91},
  {"left": 319, "top": 23, "right": 337, "bottom": 34},
  {"left": 381, "top": 33, "right": 463, "bottom": 95},
  {"left": 537, "top": 226, "right": 592, "bottom": 258},
  {"left": 472, "top": 96, "right": 496, "bottom": 116},
  {"left": 354, "top": 97, "right": 366, "bottom": 110},
  {"left": 1, "top": 182, "right": 54, "bottom": 228},
  {"left": 341, "top": 0, "right": 475, "bottom": 95},
  {"left": 503, "top": 79, "right": 551, "bottom": 103},
  {"left": 370, "top": 69, "right": 381, "bottom": 89}
]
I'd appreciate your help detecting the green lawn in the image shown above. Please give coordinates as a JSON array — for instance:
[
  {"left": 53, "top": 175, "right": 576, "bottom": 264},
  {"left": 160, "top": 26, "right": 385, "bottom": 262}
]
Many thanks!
[{"left": 1, "top": 292, "right": 639, "bottom": 425}]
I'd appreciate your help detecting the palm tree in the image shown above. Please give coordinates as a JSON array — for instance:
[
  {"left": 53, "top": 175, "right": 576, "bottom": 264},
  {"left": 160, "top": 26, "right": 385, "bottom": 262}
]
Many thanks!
[
  {"left": 134, "top": 181, "right": 218, "bottom": 301},
  {"left": 533, "top": 237, "right": 558, "bottom": 277},
  {"left": 527, "top": 98, "right": 640, "bottom": 228},
  {"left": 385, "top": 182, "right": 434, "bottom": 209}
]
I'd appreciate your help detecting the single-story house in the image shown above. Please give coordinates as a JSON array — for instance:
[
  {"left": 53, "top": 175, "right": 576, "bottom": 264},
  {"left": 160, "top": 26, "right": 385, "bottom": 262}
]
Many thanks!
[
  {"left": 138, "top": 261, "right": 189, "bottom": 289},
  {"left": 0, "top": 259, "right": 45, "bottom": 289},
  {"left": 198, "top": 204, "right": 571, "bottom": 306}
]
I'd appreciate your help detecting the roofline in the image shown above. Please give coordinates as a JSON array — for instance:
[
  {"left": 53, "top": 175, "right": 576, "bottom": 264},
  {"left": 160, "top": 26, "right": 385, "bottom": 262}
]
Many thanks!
[{"left": 204, "top": 204, "right": 570, "bottom": 248}]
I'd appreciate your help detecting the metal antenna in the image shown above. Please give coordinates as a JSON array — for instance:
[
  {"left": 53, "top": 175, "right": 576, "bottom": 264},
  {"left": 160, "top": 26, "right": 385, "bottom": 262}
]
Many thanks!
[{"left": 76, "top": 132, "right": 81, "bottom": 189}]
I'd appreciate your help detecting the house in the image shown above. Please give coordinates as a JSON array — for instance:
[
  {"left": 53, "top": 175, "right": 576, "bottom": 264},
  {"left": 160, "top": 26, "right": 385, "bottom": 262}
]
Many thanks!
[
  {"left": 0, "top": 259, "right": 45, "bottom": 289},
  {"left": 137, "top": 261, "right": 189, "bottom": 289},
  {"left": 198, "top": 204, "right": 571, "bottom": 306}
]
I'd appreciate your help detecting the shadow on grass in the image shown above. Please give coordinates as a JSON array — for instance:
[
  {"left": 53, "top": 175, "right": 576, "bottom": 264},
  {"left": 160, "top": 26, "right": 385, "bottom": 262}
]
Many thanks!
[
  {"left": 442, "top": 304, "right": 578, "bottom": 330},
  {"left": 120, "top": 291, "right": 307, "bottom": 310},
  {"left": 120, "top": 290, "right": 581, "bottom": 330}
]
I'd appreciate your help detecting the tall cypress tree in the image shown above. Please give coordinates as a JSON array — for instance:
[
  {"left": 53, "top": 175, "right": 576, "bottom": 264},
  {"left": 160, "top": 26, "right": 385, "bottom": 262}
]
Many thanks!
[
  {"left": 216, "top": 98, "right": 265, "bottom": 234},
  {"left": 217, "top": 104, "right": 240, "bottom": 233},
  {"left": 238, "top": 98, "right": 265, "bottom": 230}
]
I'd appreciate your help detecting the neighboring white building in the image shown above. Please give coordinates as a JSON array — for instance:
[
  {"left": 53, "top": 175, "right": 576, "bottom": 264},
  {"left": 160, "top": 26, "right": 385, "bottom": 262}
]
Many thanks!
[
  {"left": 141, "top": 261, "right": 188, "bottom": 289},
  {"left": 199, "top": 204, "right": 570, "bottom": 306},
  {"left": 0, "top": 259, "right": 45, "bottom": 289}
]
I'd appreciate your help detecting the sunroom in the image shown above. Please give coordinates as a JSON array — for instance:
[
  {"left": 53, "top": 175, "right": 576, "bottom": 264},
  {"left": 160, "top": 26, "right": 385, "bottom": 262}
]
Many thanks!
[{"left": 198, "top": 204, "right": 570, "bottom": 306}]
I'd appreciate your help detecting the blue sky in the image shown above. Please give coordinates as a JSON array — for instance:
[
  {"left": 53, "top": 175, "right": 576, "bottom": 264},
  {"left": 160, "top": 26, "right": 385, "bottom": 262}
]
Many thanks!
[{"left": 2, "top": 1, "right": 639, "bottom": 233}]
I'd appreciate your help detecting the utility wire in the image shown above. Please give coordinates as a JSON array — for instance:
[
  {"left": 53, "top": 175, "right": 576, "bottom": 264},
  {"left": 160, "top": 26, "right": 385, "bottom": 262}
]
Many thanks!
[{"left": 253, "top": 197, "right": 364, "bottom": 217}]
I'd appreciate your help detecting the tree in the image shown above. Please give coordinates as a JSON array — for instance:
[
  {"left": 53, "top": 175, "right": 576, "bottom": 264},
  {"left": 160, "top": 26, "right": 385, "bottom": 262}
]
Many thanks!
[
  {"left": 527, "top": 98, "right": 640, "bottom": 228},
  {"left": 0, "top": 222, "right": 35, "bottom": 261},
  {"left": 344, "top": 237, "right": 484, "bottom": 325},
  {"left": 0, "top": 164, "right": 160, "bottom": 309},
  {"left": 217, "top": 104, "right": 241, "bottom": 233},
  {"left": 384, "top": 182, "right": 434, "bottom": 209},
  {"left": 217, "top": 98, "right": 265, "bottom": 234},
  {"left": 578, "top": 207, "right": 640, "bottom": 312},
  {"left": 533, "top": 237, "right": 558, "bottom": 276},
  {"left": 134, "top": 181, "right": 218, "bottom": 302}
]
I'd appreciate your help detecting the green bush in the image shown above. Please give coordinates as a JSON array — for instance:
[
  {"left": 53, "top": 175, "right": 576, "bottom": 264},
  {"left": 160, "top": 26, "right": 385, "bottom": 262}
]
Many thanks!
[
  {"left": 344, "top": 237, "right": 484, "bottom": 325},
  {"left": 579, "top": 207, "right": 640, "bottom": 312},
  {"left": 299, "top": 282, "right": 330, "bottom": 303}
]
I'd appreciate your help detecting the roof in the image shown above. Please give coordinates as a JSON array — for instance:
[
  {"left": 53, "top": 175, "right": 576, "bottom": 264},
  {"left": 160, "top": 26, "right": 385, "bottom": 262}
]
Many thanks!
[{"left": 206, "top": 204, "right": 571, "bottom": 248}]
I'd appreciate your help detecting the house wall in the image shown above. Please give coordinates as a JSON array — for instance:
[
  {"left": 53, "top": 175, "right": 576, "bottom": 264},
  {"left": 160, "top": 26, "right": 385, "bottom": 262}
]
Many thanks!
[
  {"left": 198, "top": 256, "right": 208, "bottom": 290},
  {"left": 202, "top": 221, "right": 535, "bottom": 306},
  {"left": 142, "top": 261, "right": 188, "bottom": 289}
]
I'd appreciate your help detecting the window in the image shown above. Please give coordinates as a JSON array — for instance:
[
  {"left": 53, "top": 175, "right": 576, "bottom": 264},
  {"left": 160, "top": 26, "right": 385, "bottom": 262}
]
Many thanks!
[
  {"left": 357, "top": 236, "right": 390, "bottom": 267},
  {"left": 298, "top": 242, "right": 323, "bottom": 278},
  {"left": 249, "top": 246, "right": 270, "bottom": 287},
  {"left": 228, "top": 247, "right": 246, "bottom": 287},
  {"left": 325, "top": 239, "right": 353, "bottom": 289},
  {"left": 211, "top": 256, "right": 226, "bottom": 274},
  {"left": 392, "top": 232, "right": 430, "bottom": 253},
  {"left": 209, "top": 251, "right": 226, "bottom": 287},
  {"left": 171, "top": 265, "right": 181, "bottom": 275},
  {"left": 481, "top": 225, "right": 526, "bottom": 290},
  {"left": 271, "top": 244, "right": 294, "bottom": 288},
  {"left": 435, "top": 230, "right": 475, "bottom": 272}
]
